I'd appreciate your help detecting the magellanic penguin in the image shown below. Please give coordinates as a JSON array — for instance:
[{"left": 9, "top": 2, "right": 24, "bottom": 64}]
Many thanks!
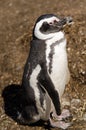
[{"left": 18, "top": 14, "right": 73, "bottom": 129}]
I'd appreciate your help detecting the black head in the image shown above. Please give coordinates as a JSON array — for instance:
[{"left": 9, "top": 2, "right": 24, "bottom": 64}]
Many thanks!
[{"left": 33, "top": 14, "right": 73, "bottom": 40}]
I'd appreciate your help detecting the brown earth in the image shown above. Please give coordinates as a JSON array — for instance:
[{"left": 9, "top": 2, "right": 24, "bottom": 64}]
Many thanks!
[{"left": 0, "top": 0, "right": 86, "bottom": 130}]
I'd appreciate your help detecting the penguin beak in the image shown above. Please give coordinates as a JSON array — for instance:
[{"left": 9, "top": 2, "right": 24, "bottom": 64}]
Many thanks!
[
  {"left": 55, "top": 16, "right": 73, "bottom": 30},
  {"left": 60, "top": 16, "right": 73, "bottom": 26}
]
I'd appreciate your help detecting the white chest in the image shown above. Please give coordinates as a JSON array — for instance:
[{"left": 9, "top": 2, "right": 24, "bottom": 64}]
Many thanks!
[{"left": 45, "top": 36, "right": 69, "bottom": 97}]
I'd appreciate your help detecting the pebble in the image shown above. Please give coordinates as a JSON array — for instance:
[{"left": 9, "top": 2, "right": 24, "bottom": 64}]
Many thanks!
[
  {"left": 61, "top": 94, "right": 71, "bottom": 108},
  {"left": 83, "top": 113, "right": 86, "bottom": 121},
  {"left": 71, "top": 98, "right": 81, "bottom": 108}
]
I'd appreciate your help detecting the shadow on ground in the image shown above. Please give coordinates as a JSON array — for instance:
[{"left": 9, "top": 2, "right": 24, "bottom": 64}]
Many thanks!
[
  {"left": 2, "top": 85, "right": 51, "bottom": 129},
  {"left": 2, "top": 84, "right": 23, "bottom": 121}
]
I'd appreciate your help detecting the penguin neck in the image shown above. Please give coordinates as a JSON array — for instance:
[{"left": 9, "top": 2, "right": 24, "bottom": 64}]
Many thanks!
[{"left": 46, "top": 31, "right": 66, "bottom": 48}]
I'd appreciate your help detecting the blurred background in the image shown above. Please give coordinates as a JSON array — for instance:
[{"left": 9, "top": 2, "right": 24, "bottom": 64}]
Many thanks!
[{"left": 0, "top": 0, "right": 86, "bottom": 129}]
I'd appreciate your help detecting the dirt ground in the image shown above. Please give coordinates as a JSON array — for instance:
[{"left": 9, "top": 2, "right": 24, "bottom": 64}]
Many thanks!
[{"left": 0, "top": 0, "right": 86, "bottom": 130}]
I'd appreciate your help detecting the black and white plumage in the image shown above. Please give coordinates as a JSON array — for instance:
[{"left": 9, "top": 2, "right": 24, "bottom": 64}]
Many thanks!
[{"left": 18, "top": 14, "right": 73, "bottom": 129}]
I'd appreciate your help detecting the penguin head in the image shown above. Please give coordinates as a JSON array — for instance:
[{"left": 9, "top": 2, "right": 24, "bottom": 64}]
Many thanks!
[{"left": 33, "top": 14, "right": 73, "bottom": 40}]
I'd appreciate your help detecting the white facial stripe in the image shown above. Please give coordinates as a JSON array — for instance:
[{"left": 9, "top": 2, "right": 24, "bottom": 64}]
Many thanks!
[
  {"left": 38, "top": 16, "right": 59, "bottom": 24},
  {"left": 34, "top": 16, "right": 60, "bottom": 40}
]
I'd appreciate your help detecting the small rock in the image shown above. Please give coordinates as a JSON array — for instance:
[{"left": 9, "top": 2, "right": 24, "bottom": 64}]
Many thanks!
[
  {"left": 61, "top": 94, "right": 71, "bottom": 108},
  {"left": 83, "top": 113, "right": 86, "bottom": 121},
  {"left": 61, "top": 99, "right": 70, "bottom": 108},
  {"left": 67, "top": 47, "right": 71, "bottom": 52},
  {"left": 71, "top": 98, "right": 81, "bottom": 108}
]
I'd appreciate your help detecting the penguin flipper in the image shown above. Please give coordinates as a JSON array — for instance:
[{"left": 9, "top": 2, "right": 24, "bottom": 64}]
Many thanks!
[{"left": 38, "top": 65, "right": 61, "bottom": 116}]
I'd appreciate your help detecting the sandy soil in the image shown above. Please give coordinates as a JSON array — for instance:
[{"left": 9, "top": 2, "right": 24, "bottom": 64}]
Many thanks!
[{"left": 0, "top": 0, "right": 86, "bottom": 130}]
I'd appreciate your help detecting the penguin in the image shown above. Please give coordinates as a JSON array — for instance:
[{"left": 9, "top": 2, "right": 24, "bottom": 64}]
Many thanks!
[{"left": 17, "top": 14, "right": 73, "bottom": 129}]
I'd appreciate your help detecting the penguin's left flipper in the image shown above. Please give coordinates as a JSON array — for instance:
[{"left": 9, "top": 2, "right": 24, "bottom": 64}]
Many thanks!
[
  {"left": 49, "top": 117, "right": 71, "bottom": 130},
  {"left": 38, "top": 64, "right": 61, "bottom": 116}
]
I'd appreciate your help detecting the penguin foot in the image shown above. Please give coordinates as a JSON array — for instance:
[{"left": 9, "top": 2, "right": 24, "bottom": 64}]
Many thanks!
[
  {"left": 49, "top": 118, "right": 71, "bottom": 130},
  {"left": 51, "top": 109, "right": 71, "bottom": 121},
  {"left": 49, "top": 109, "right": 72, "bottom": 129}
]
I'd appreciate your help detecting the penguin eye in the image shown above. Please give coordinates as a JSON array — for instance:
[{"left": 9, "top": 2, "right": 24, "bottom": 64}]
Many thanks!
[
  {"left": 49, "top": 22, "right": 53, "bottom": 25},
  {"left": 49, "top": 20, "right": 58, "bottom": 25},
  {"left": 54, "top": 20, "right": 58, "bottom": 23}
]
